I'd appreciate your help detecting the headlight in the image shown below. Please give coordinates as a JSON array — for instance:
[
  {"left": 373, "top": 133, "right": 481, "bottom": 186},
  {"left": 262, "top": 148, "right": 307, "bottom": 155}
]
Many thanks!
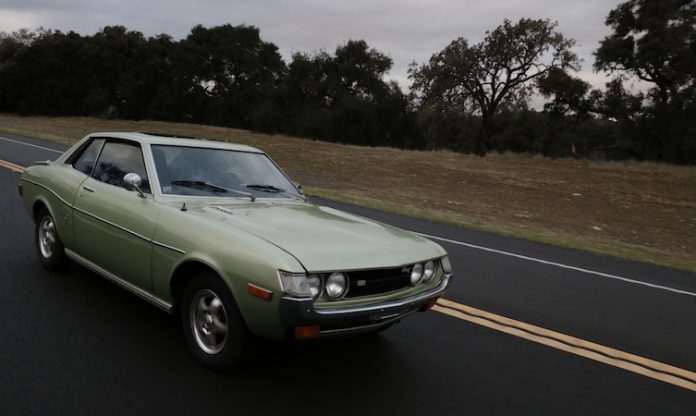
[
  {"left": 307, "top": 274, "right": 323, "bottom": 299},
  {"left": 325, "top": 273, "right": 348, "bottom": 299},
  {"left": 279, "top": 271, "right": 312, "bottom": 297},
  {"left": 441, "top": 256, "right": 452, "bottom": 274},
  {"left": 423, "top": 260, "right": 436, "bottom": 282},
  {"left": 410, "top": 263, "right": 424, "bottom": 285}
]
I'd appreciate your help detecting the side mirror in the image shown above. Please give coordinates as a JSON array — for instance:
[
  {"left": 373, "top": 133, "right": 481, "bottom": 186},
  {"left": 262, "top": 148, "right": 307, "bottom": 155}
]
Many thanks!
[{"left": 123, "top": 173, "right": 145, "bottom": 198}]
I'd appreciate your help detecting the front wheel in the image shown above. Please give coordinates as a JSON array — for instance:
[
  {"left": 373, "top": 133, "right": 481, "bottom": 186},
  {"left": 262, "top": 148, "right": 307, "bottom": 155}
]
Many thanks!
[
  {"left": 35, "top": 208, "right": 70, "bottom": 271},
  {"left": 181, "top": 272, "right": 254, "bottom": 371}
]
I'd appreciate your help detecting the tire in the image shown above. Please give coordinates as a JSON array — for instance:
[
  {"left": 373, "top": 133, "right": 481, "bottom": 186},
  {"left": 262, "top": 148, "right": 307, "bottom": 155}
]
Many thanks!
[
  {"left": 35, "top": 207, "right": 70, "bottom": 271},
  {"left": 180, "top": 272, "right": 254, "bottom": 371}
]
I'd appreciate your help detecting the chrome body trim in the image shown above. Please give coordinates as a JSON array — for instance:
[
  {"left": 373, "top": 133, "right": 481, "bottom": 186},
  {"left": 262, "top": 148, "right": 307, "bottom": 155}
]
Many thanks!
[
  {"left": 152, "top": 240, "right": 186, "bottom": 255},
  {"left": 65, "top": 248, "right": 173, "bottom": 313},
  {"left": 71, "top": 205, "right": 153, "bottom": 242},
  {"left": 309, "top": 274, "right": 450, "bottom": 316},
  {"left": 22, "top": 178, "right": 186, "bottom": 255},
  {"left": 282, "top": 274, "right": 453, "bottom": 316},
  {"left": 21, "top": 178, "right": 73, "bottom": 207}
]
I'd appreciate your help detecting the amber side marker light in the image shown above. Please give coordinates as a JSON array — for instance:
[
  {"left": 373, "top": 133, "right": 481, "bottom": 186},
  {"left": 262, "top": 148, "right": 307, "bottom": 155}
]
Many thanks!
[
  {"left": 247, "top": 283, "right": 273, "bottom": 301},
  {"left": 294, "top": 325, "right": 320, "bottom": 340}
]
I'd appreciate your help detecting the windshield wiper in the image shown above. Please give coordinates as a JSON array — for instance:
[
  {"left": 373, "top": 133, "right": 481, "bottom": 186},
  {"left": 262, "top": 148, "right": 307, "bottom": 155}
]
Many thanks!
[
  {"left": 245, "top": 184, "right": 282, "bottom": 193},
  {"left": 172, "top": 180, "right": 255, "bottom": 201},
  {"left": 245, "top": 184, "right": 306, "bottom": 201}
]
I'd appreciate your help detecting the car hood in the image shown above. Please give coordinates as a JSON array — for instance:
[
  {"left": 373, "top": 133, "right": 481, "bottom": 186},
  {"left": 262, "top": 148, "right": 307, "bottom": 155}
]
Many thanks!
[{"left": 191, "top": 201, "right": 444, "bottom": 272}]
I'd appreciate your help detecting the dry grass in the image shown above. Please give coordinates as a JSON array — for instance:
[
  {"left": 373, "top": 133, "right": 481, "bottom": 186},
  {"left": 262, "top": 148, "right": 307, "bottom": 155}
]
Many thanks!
[{"left": 1, "top": 114, "right": 695, "bottom": 272}]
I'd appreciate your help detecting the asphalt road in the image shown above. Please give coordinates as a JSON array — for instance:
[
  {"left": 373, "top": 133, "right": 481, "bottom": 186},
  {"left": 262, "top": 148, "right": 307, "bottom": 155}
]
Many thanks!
[{"left": 1, "top": 132, "right": 695, "bottom": 415}]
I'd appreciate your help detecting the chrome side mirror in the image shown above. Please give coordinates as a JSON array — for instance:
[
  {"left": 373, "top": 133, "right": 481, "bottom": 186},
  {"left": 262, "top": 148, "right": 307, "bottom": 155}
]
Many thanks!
[{"left": 123, "top": 173, "right": 145, "bottom": 198}]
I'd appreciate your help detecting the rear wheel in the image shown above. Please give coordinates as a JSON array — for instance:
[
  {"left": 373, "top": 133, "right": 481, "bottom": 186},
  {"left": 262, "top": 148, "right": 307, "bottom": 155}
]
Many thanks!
[
  {"left": 180, "top": 272, "right": 253, "bottom": 371},
  {"left": 35, "top": 208, "right": 69, "bottom": 271}
]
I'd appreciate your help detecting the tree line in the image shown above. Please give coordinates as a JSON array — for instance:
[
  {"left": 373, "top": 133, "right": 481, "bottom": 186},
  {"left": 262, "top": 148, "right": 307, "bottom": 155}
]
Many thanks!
[{"left": 0, "top": 0, "right": 694, "bottom": 163}]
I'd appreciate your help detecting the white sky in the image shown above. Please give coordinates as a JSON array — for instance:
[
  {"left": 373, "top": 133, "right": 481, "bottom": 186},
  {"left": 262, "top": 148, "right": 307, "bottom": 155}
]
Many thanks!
[{"left": 0, "top": 0, "right": 628, "bottom": 93}]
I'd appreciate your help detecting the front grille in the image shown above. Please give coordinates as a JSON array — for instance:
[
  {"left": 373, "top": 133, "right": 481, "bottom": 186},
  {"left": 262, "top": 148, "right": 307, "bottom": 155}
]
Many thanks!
[{"left": 345, "top": 267, "right": 411, "bottom": 298}]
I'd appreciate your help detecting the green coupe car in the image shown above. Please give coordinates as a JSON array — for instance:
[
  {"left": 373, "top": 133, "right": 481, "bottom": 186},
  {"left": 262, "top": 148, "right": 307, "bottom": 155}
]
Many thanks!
[{"left": 19, "top": 132, "right": 453, "bottom": 370}]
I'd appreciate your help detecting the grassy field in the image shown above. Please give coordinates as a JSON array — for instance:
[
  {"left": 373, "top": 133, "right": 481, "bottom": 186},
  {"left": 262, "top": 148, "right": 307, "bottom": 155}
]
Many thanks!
[{"left": 1, "top": 114, "right": 695, "bottom": 272}]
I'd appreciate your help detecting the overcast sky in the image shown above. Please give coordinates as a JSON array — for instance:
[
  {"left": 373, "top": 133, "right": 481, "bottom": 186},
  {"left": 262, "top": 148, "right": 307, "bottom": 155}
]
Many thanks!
[{"left": 0, "top": 0, "right": 628, "bottom": 91}]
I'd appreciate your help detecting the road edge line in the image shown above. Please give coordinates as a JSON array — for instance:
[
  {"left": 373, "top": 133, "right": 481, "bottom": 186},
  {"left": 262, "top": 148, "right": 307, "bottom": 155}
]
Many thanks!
[{"left": 418, "top": 232, "right": 696, "bottom": 298}]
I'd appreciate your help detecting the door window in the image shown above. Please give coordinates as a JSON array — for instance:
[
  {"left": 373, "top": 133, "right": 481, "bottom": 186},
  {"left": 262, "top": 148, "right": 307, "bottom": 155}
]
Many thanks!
[{"left": 91, "top": 141, "right": 151, "bottom": 193}]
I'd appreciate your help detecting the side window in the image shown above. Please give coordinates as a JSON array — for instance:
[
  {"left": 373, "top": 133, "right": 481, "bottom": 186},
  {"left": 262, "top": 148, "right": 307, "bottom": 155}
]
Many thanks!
[
  {"left": 92, "top": 141, "right": 151, "bottom": 193},
  {"left": 72, "top": 138, "right": 105, "bottom": 175}
]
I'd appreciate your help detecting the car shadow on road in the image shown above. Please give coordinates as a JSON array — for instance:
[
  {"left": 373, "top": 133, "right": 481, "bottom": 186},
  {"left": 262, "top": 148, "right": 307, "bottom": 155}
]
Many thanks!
[{"left": 63, "top": 260, "right": 408, "bottom": 377}]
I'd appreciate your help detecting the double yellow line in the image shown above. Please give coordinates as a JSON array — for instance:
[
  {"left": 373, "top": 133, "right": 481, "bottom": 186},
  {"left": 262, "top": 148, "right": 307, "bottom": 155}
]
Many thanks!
[
  {"left": 1, "top": 158, "right": 695, "bottom": 392},
  {"left": 435, "top": 298, "right": 696, "bottom": 392},
  {"left": 0, "top": 159, "right": 26, "bottom": 173}
]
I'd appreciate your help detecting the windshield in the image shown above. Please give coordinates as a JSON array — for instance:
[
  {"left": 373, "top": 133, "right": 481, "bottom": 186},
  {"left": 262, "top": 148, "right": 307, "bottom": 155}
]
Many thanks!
[{"left": 151, "top": 145, "right": 299, "bottom": 199}]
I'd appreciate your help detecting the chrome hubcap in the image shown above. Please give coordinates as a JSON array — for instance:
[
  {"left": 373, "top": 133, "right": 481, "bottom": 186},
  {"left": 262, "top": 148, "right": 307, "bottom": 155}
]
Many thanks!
[
  {"left": 190, "top": 289, "right": 228, "bottom": 354},
  {"left": 39, "top": 216, "right": 56, "bottom": 259}
]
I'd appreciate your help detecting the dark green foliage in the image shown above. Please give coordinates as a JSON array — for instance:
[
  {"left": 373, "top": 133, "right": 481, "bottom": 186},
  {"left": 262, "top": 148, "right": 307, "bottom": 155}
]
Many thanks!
[
  {"left": 83, "top": 26, "right": 154, "bottom": 119},
  {"left": 175, "top": 24, "right": 285, "bottom": 127},
  {"left": 595, "top": 0, "right": 695, "bottom": 105},
  {"left": 0, "top": 27, "right": 411, "bottom": 150},
  {"left": 0, "top": 29, "right": 90, "bottom": 115},
  {"left": 274, "top": 41, "right": 414, "bottom": 147},
  {"left": 0, "top": 10, "right": 694, "bottom": 164},
  {"left": 409, "top": 18, "right": 579, "bottom": 155},
  {"left": 594, "top": 0, "right": 696, "bottom": 163}
]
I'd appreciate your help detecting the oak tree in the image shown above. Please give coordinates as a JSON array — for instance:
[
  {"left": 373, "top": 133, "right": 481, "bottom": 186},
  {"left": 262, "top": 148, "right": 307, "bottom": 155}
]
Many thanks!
[{"left": 409, "top": 18, "right": 578, "bottom": 155}]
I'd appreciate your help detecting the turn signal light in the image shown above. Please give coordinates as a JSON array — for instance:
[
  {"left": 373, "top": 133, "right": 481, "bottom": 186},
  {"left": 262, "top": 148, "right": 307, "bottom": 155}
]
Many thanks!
[
  {"left": 294, "top": 325, "right": 320, "bottom": 339},
  {"left": 247, "top": 283, "right": 273, "bottom": 301}
]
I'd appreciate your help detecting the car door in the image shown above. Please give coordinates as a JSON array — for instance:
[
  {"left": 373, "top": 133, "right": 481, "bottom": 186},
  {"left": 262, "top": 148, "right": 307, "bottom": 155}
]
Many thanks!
[{"left": 72, "top": 138, "right": 160, "bottom": 293}]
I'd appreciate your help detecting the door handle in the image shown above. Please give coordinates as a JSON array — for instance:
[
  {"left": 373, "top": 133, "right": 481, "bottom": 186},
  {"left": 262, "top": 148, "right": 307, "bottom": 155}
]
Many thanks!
[{"left": 83, "top": 186, "right": 96, "bottom": 193}]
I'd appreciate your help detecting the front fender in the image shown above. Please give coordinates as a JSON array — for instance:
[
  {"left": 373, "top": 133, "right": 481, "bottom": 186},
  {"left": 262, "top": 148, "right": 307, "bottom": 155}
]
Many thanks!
[{"left": 151, "top": 204, "right": 306, "bottom": 338}]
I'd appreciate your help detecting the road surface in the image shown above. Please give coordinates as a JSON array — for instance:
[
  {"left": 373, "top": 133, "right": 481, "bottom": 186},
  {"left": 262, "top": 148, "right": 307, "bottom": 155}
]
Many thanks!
[{"left": 1, "top": 132, "right": 695, "bottom": 415}]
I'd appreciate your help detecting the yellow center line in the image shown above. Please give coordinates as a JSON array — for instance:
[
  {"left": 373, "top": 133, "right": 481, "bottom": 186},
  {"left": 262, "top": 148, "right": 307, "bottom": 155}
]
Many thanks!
[
  {"left": 0, "top": 159, "right": 27, "bottom": 173},
  {"left": 435, "top": 298, "right": 696, "bottom": 392},
  {"left": 3, "top": 159, "right": 694, "bottom": 391}
]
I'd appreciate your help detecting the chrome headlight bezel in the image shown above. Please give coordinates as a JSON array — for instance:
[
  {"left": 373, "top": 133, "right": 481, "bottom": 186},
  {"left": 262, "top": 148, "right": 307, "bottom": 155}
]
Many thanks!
[
  {"left": 410, "top": 263, "right": 424, "bottom": 285},
  {"left": 423, "top": 260, "right": 436, "bottom": 282},
  {"left": 325, "top": 272, "right": 348, "bottom": 299},
  {"left": 307, "top": 274, "right": 324, "bottom": 300}
]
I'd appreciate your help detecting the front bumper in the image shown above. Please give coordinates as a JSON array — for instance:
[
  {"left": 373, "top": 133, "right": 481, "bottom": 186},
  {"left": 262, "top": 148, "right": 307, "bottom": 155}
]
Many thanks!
[{"left": 279, "top": 273, "right": 452, "bottom": 337}]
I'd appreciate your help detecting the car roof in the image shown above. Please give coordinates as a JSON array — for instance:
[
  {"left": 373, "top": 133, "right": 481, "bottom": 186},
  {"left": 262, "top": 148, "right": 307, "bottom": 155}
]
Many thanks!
[{"left": 85, "top": 132, "right": 264, "bottom": 154}]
